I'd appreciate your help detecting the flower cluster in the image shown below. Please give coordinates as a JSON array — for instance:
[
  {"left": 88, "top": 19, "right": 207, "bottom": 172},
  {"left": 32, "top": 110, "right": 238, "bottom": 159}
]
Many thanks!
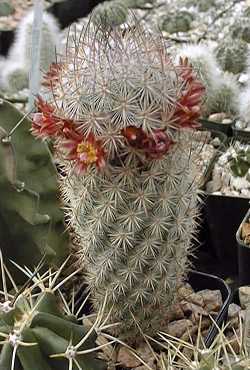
[{"left": 173, "top": 57, "right": 205, "bottom": 129}]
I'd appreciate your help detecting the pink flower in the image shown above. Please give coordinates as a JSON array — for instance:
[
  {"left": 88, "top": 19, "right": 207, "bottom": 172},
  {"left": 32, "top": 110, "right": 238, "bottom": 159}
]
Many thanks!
[
  {"left": 146, "top": 130, "right": 174, "bottom": 159},
  {"left": 62, "top": 130, "right": 106, "bottom": 173}
]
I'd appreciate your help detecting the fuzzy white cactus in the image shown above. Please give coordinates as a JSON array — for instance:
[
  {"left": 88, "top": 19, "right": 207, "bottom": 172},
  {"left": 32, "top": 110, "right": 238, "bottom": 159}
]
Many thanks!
[{"left": 0, "top": 9, "right": 60, "bottom": 93}]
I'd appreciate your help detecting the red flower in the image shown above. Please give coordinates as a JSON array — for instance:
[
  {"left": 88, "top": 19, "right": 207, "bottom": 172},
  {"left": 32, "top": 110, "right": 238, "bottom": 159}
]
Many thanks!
[
  {"left": 121, "top": 126, "right": 148, "bottom": 149},
  {"left": 146, "top": 130, "right": 174, "bottom": 159},
  {"left": 172, "top": 57, "right": 205, "bottom": 129},
  {"left": 122, "top": 126, "right": 174, "bottom": 160},
  {"left": 62, "top": 130, "right": 106, "bottom": 173},
  {"left": 31, "top": 96, "right": 75, "bottom": 140}
]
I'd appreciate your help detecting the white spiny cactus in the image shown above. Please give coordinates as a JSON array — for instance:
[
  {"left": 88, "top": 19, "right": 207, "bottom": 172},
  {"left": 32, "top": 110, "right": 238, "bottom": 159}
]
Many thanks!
[
  {"left": 1, "top": 10, "right": 60, "bottom": 92},
  {"left": 31, "top": 24, "right": 205, "bottom": 338}
]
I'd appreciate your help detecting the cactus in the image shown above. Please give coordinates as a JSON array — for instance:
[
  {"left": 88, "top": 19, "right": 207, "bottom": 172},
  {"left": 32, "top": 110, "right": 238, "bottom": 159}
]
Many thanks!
[
  {"left": 216, "top": 39, "right": 248, "bottom": 74},
  {"left": 159, "top": 11, "right": 194, "bottom": 34},
  {"left": 0, "top": 252, "right": 107, "bottom": 370},
  {"left": 230, "top": 18, "right": 250, "bottom": 43},
  {"left": 196, "top": 0, "right": 216, "bottom": 12},
  {"left": 124, "top": 0, "right": 156, "bottom": 7},
  {"left": 0, "top": 99, "right": 68, "bottom": 282},
  {"left": 228, "top": 146, "right": 250, "bottom": 178},
  {"left": 204, "top": 72, "right": 239, "bottom": 116},
  {"left": 0, "top": 10, "right": 60, "bottom": 93},
  {"left": 91, "top": 1, "right": 128, "bottom": 29},
  {"left": 31, "top": 25, "right": 205, "bottom": 338}
]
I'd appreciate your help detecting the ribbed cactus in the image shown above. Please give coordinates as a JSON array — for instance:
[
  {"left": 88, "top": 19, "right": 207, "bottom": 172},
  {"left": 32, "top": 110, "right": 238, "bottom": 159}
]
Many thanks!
[
  {"left": 0, "top": 10, "right": 60, "bottom": 93},
  {"left": 0, "top": 99, "right": 68, "bottom": 282},
  {"left": 0, "top": 253, "right": 107, "bottom": 370},
  {"left": 216, "top": 39, "right": 248, "bottom": 74},
  {"left": 159, "top": 11, "right": 194, "bottom": 34},
  {"left": 31, "top": 25, "right": 205, "bottom": 338},
  {"left": 92, "top": 1, "right": 128, "bottom": 29}
]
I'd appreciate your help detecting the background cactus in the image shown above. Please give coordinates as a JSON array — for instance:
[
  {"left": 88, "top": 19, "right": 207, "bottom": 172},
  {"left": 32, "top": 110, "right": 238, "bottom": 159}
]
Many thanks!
[
  {"left": 230, "top": 17, "right": 250, "bottom": 43},
  {"left": 204, "top": 72, "right": 239, "bottom": 116},
  {"left": 0, "top": 9, "right": 60, "bottom": 93},
  {"left": 0, "top": 253, "right": 107, "bottom": 370},
  {"left": 216, "top": 38, "right": 248, "bottom": 74},
  {"left": 91, "top": 1, "right": 128, "bottom": 29},
  {"left": 0, "top": 99, "right": 68, "bottom": 282},
  {"left": 159, "top": 11, "right": 194, "bottom": 34},
  {"left": 32, "top": 24, "right": 205, "bottom": 338}
]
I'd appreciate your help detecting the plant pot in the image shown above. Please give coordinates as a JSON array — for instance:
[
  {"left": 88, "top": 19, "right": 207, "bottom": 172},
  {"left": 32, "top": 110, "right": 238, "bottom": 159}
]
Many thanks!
[
  {"left": 236, "top": 208, "right": 250, "bottom": 286},
  {"left": 232, "top": 123, "right": 250, "bottom": 143},
  {"left": 200, "top": 194, "right": 249, "bottom": 278},
  {"left": 199, "top": 118, "right": 233, "bottom": 136},
  {"left": 189, "top": 270, "right": 231, "bottom": 347}
]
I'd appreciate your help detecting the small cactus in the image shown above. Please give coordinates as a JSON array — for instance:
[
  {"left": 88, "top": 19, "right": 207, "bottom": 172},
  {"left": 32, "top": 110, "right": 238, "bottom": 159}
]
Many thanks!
[
  {"left": 124, "top": 0, "right": 156, "bottom": 7},
  {"left": 204, "top": 72, "right": 239, "bottom": 116},
  {"left": 31, "top": 24, "right": 205, "bottom": 338},
  {"left": 216, "top": 39, "right": 248, "bottom": 74},
  {"left": 91, "top": 1, "right": 128, "bottom": 29},
  {"left": 230, "top": 18, "right": 250, "bottom": 43},
  {"left": 159, "top": 11, "right": 194, "bottom": 34},
  {"left": 0, "top": 252, "right": 107, "bottom": 370}
]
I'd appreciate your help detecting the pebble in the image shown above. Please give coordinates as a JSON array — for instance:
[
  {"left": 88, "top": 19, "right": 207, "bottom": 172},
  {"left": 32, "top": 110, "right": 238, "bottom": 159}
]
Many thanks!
[
  {"left": 117, "top": 347, "right": 141, "bottom": 368},
  {"left": 239, "top": 286, "right": 250, "bottom": 308}
]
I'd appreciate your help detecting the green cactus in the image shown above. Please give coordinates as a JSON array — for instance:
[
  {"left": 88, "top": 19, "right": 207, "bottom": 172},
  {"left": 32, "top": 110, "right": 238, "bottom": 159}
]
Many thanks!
[
  {"left": 91, "top": 1, "right": 128, "bottom": 29},
  {"left": 124, "top": 0, "right": 156, "bottom": 7},
  {"left": 0, "top": 99, "right": 68, "bottom": 282},
  {"left": 197, "top": 0, "right": 216, "bottom": 12},
  {"left": 5, "top": 68, "right": 29, "bottom": 93},
  {"left": 159, "top": 11, "right": 194, "bottom": 34},
  {"left": 32, "top": 25, "right": 205, "bottom": 338},
  {"left": 228, "top": 147, "right": 250, "bottom": 178},
  {"left": 216, "top": 39, "right": 248, "bottom": 74},
  {"left": 230, "top": 18, "right": 250, "bottom": 43},
  {"left": 0, "top": 253, "right": 107, "bottom": 370}
]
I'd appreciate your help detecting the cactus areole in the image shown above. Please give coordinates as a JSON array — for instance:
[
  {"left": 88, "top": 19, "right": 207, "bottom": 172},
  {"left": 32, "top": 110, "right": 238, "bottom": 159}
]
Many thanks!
[{"left": 31, "top": 25, "right": 205, "bottom": 338}]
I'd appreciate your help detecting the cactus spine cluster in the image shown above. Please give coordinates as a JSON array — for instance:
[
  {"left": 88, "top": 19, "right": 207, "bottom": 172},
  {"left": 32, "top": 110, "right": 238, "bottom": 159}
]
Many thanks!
[
  {"left": 31, "top": 24, "right": 205, "bottom": 338},
  {"left": 0, "top": 10, "right": 60, "bottom": 93},
  {"left": 0, "top": 253, "right": 107, "bottom": 370}
]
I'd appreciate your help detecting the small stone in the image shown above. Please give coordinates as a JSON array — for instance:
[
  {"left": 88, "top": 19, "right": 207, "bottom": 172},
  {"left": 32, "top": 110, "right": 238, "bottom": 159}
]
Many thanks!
[
  {"left": 187, "top": 292, "right": 205, "bottom": 307},
  {"left": 165, "top": 303, "right": 185, "bottom": 322},
  {"left": 239, "top": 286, "right": 250, "bottom": 308},
  {"left": 117, "top": 347, "right": 141, "bottom": 368},
  {"left": 166, "top": 319, "right": 193, "bottom": 338},
  {"left": 222, "top": 118, "right": 232, "bottom": 125},
  {"left": 181, "top": 302, "right": 208, "bottom": 321},
  {"left": 199, "top": 289, "right": 223, "bottom": 312},
  {"left": 241, "top": 222, "right": 250, "bottom": 244},
  {"left": 228, "top": 303, "right": 242, "bottom": 319},
  {"left": 227, "top": 316, "right": 240, "bottom": 329},
  {"left": 0, "top": 1, "right": 15, "bottom": 17},
  {"left": 180, "top": 324, "right": 198, "bottom": 341},
  {"left": 177, "top": 283, "right": 194, "bottom": 299},
  {"left": 209, "top": 113, "right": 227, "bottom": 123}
]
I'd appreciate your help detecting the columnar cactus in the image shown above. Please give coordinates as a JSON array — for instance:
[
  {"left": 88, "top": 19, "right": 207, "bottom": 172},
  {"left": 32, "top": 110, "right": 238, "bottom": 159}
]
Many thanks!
[
  {"left": 0, "top": 253, "right": 107, "bottom": 370},
  {"left": 0, "top": 10, "right": 60, "bottom": 92},
  {"left": 31, "top": 25, "right": 205, "bottom": 338}
]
